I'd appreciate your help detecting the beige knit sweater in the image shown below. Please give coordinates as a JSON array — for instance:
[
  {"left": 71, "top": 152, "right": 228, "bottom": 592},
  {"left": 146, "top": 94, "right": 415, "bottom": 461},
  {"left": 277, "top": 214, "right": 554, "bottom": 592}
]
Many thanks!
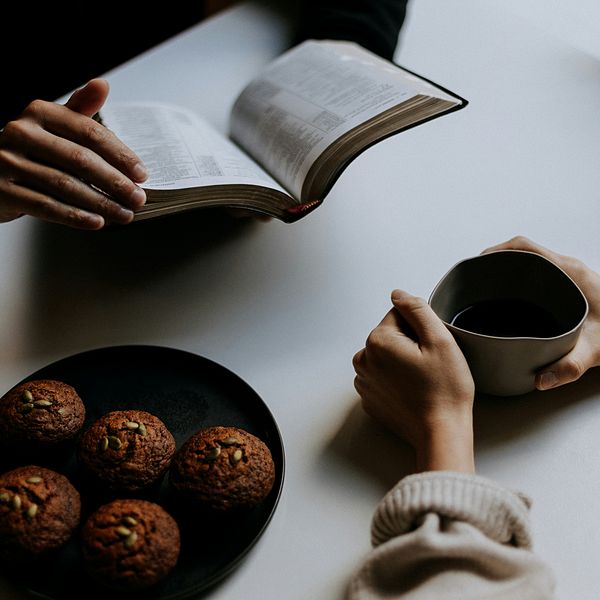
[{"left": 347, "top": 472, "right": 556, "bottom": 599}]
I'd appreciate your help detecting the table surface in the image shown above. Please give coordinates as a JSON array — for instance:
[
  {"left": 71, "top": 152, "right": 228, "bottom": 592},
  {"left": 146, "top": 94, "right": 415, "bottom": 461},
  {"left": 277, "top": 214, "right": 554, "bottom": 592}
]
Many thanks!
[{"left": 1, "top": 1, "right": 600, "bottom": 598}]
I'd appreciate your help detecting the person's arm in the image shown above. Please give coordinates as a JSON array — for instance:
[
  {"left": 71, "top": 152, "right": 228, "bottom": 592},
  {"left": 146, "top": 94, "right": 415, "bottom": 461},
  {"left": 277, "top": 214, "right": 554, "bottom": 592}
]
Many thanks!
[
  {"left": 0, "top": 79, "right": 148, "bottom": 230},
  {"left": 296, "top": 0, "right": 409, "bottom": 61},
  {"left": 348, "top": 290, "right": 556, "bottom": 599},
  {"left": 483, "top": 236, "right": 600, "bottom": 391}
]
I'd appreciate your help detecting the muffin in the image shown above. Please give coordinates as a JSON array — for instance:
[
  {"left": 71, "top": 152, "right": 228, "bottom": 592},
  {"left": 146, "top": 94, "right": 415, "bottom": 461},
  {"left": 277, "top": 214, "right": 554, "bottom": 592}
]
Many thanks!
[
  {"left": 81, "top": 498, "right": 180, "bottom": 590},
  {"left": 0, "top": 379, "right": 85, "bottom": 451},
  {"left": 78, "top": 409, "right": 176, "bottom": 493},
  {"left": 170, "top": 426, "right": 276, "bottom": 513},
  {"left": 0, "top": 465, "right": 81, "bottom": 564}
]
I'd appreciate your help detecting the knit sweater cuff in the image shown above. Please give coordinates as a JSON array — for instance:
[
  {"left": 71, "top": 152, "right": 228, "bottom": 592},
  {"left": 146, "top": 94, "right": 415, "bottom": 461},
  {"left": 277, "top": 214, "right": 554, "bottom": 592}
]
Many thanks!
[{"left": 371, "top": 471, "right": 533, "bottom": 550}]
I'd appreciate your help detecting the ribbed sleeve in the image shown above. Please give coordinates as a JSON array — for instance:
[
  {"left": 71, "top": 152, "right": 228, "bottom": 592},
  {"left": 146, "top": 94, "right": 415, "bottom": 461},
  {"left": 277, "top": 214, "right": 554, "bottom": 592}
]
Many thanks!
[
  {"left": 347, "top": 472, "right": 556, "bottom": 599},
  {"left": 372, "top": 471, "right": 533, "bottom": 549}
]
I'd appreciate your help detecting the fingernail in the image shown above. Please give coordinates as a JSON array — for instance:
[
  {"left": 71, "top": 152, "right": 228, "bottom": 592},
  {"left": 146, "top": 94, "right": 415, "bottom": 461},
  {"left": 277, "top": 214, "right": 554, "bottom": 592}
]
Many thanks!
[
  {"left": 538, "top": 371, "right": 559, "bottom": 390},
  {"left": 116, "top": 207, "right": 135, "bottom": 223},
  {"left": 130, "top": 187, "right": 146, "bottom": 207},
  {"left": 132, "top": 163, "right": 148, "bottom": 182},
  {"left": 86, "top": 215, "right": 105, "bottom": 229}
]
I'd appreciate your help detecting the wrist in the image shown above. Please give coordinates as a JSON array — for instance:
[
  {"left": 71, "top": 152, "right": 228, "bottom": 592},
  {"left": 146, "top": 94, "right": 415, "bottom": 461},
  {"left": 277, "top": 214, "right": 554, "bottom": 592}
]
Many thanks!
[{"left": 415, "top": 412, "right": 475, "bottom": 474}]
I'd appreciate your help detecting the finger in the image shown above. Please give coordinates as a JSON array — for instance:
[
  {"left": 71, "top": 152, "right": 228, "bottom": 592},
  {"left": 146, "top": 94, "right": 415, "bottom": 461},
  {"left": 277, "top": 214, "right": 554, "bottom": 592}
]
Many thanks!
[
  {"left": 372, "top": 307, "right": 419, "bottom": 348},
  {"left": 3, "top": 119, "right": 146, "bottom": 209},
  {"left": 0, "top": 180, "right": 104, "bottom": 230},
  {"left": 353, "top": 375, "right": 368, "bottom": 400},
  {"left": 390, "top": 289, "right": 452, "bottom": 348},
  {"left": 376, "top": 306, "right": 405, "bottom": 330},
  {"left": 18, "top": 100, "right": 148, "bottom": 184},
  {"left": 4, "top": 152, "right": 135, "bottom": 225},
  {"left": 481, "top": 235, "right": 537, "bottom": 254},
  {"left": 0, "top": 205, "right": 25, "bottom": 222},
  {"left": 353, "top": 375, "right": 361, "bottom": 395},
  {"left": 352, "top": 348, "right": 365, "bottom": 373},
  {"left": 535, "top": 339, "right": 596, "bottom": 390},
  {"left": 65, "top": 79, "right": 110, "bottom": 118},
  {"left": 481, "top": 235, "right": 562, "bottom": 264}
]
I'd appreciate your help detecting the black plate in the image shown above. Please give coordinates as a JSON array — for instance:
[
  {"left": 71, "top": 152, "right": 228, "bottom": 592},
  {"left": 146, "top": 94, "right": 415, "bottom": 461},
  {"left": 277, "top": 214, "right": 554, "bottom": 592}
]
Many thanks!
[{"left": 0, "top": 345, "right": 285, "bottom": 600}]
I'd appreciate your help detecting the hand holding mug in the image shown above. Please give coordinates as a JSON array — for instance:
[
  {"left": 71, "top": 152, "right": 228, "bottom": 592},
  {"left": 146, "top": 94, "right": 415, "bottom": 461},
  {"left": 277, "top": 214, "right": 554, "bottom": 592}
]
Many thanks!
[
  {"left": 482, "top": 236, "right": 600, "bottom": 391},
  {"left": 353, "top": 290, "right": 475, "bottom": 473}
]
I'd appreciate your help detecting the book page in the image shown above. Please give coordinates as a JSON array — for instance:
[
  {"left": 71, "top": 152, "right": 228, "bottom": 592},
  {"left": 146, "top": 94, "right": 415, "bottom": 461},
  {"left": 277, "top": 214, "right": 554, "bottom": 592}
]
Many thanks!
[
  {"left": 99, "top": 102, "right": 288, "bottom": 195},
  {"left": 229, "top": 40, "right": 459, "bottom": 200}
]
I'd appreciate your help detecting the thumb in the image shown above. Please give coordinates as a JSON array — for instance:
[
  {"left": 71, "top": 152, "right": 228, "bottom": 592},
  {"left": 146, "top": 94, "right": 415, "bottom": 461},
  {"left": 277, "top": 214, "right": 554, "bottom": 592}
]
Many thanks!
[
  {"left": 390, "top": 289, "right": 451, "bottom": 347},
  {"left": 65, "top": 79, "right": 110, "bottom": 117},
  {"left": 535, "top": 341, "right": 594, "bottom": 390}
]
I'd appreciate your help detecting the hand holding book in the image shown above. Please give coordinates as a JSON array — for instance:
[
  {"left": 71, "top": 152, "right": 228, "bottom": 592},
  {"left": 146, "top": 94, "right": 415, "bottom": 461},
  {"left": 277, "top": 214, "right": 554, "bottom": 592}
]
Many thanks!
[
  {"left": 0, "top": 39, "right": 466, "bottom": 228},
  {"left": 0, "top": 79, "right": 148, "bottom": 229}
]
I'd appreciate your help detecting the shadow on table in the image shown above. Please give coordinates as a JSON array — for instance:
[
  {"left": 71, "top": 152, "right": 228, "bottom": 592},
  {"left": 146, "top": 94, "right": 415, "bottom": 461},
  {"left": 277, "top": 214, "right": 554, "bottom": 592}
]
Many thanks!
[
  {"left": 31, "top": 208, "right": 255, "bottom": 285},
  {"left": 321, "top": 399, "right": 416, "bottom": 495},
  {"left": 474, "top": 367, "right": 600, "bottom": 449},
  {"left": 23, "top": 209, "right": 260, "bottom": 356},
  {"left": 324, "top": 368, "right": 600, "bottom": 494}
]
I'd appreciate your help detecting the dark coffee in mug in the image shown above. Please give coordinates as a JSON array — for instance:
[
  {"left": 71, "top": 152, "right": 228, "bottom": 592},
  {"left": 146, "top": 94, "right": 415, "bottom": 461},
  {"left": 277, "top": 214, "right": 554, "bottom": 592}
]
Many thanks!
[{"left": 450, "top": 298, "right": 563, "bottom": 338}]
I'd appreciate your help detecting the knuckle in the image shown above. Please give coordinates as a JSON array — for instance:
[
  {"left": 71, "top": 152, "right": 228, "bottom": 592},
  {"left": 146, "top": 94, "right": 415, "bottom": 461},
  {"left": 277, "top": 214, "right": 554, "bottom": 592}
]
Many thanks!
[
  {"left": 65, "top": 206, "right": 88, "bottom": 226},
  {"left": 402, "top": 295, "right": 427, "bottom": 314},
  {"left": 111, "top": 176, "right": 134, "bottom": 197},
  {"left": 91, "top": 190, "right": 129, "bottom": 222},
  {"left": 118, "top": 148, "right": 138, "bottom": 168},
  {"left": 365, "top": 329, "right": 387, "bottom": 353},
  {"left": 94, "top": 192, "right": 116, "bottom": 215},
  {"left": 365, "top": 327, "right": 391, "bottom": 360},
  {"left": 431, "top": 332, "right": 453, "bottom": 350},
  {"left": 563, "top": 256, "right": 586, "bottom": 278},
  {"left": 52, "top": 172, "right": 77, "bottom": 195},
  {"left": 22, "top": 99, "right": 49, "bottom": 118},
  {"left": 508, "top": 235, "right": 531, "bottom": 247},
  {"left": 70, "top": 147, "right": 93, "bottom": 173},
  {"left": 352, "top": 350, "right": 364, "bottom": 371},
  {"left": 83, "top": 121, "right": 109, "bottom": 146},
  {"left": 1, "top": 119, "right": 29, "bottom": 143},
  {"left": 564, "top": 358, "right": 585, "bottom": 380}
]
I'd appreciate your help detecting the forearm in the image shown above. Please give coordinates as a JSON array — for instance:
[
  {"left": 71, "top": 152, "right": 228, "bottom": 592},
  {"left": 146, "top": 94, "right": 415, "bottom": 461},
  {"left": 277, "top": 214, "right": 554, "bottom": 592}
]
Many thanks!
[{"left": 416, "top": 413, "right": 475, "bottom": 473}]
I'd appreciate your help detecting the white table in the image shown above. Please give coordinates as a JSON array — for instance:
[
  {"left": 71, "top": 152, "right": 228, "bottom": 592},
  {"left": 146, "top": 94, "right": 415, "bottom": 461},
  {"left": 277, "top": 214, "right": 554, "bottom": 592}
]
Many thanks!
[{"left": 1, "top": 1, "right": 599, "bottom": 598}]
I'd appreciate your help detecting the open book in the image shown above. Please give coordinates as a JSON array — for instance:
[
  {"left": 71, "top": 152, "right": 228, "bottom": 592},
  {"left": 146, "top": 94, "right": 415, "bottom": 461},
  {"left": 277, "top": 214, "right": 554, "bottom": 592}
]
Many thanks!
[{"left": 99, "top": 40, "right": 467, "bottom": 223}]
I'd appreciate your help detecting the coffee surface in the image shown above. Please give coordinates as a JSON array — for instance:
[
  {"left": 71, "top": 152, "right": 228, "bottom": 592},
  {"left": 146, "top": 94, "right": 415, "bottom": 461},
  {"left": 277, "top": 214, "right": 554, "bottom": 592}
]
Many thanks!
[{"left": 450, "top": 298, "right": 563, "bottom": 338}]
